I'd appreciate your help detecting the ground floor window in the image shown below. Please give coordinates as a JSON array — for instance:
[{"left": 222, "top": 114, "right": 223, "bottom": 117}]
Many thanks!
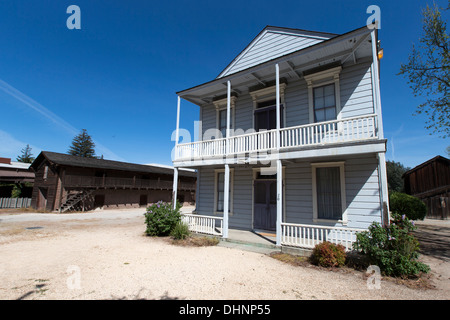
[
  {"left": 215, "top": 169, "right": 233, "bottom": 214},
  {"left": 312, "top": 162, "right": 347, "bottom": 223}
]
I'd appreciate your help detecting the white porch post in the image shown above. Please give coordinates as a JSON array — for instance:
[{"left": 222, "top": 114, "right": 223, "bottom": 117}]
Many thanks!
[
  {"left": 371, "top": 30, "right": 389, "bottom": 224},
  {"left": 172, "top": 167, "right": 178, "bottom": 209},
  {"left": 226, "top": 81, "right": 231, "bottom": 147},
  {"left": 276, "top": 159, "right": 282, "bottom": 246},
  {"left": 223, "top": 164, "right": 230, "bottom": 238},
  {"left": 275, "top": 64, "right": 282, "bottom": 246},
  {"left": 275, "top": 63, "right": 281, "bottom": 150},
  {"left": 173, "top": 96, "right": 181, "bottom": 209},
  {"left": 221, "top": 81, "right": 232, "bottom": 239}
]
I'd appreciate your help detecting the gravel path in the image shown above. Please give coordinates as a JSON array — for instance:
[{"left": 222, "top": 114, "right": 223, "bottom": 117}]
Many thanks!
[{"left": 0, "top": 209, "right": 448, "bottom": 300}]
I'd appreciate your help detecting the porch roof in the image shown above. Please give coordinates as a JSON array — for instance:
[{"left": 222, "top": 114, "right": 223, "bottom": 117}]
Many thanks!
[{"left": 176, "top": 25, "right": 376, "bottom": 106}]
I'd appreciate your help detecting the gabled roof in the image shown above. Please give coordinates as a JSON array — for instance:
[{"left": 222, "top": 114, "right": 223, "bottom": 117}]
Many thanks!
[
  {"left": 217, "top": 26, "right": 338, "bottom": 78},
  {"left": 177, "top": 25, "right": 373, "bottom": 106},
  {"left": 403, "top": 155, "right": 450, "bottom": 177},
  {"left": 30, "top": 151, "right": 196, "bottom": 177}
]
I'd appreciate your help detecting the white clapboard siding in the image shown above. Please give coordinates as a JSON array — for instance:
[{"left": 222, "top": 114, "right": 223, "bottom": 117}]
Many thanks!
[{"left": 219, "top": 28, "right": 333, "bottom": 78}]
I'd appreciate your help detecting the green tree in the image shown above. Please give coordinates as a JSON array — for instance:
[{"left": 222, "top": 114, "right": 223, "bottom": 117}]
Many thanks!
[
  {"left": 398, "top": 1, "right": 450, "bottom": 138},
  {"left": 16, "top": 144, "right": 35, "bottom": 163},
  {"left": 386, "top": 160, "right": 410, "bottom": 193},
  {"left": 68, "top": 129, "right": 96, "bottom": 158}
]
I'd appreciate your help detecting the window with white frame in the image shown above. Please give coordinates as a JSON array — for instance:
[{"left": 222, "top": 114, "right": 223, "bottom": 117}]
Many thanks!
[
  {"left": 312, "top": 162, "right": 347, "bottom": 223},
  {"left": 313, "top": 83, "right": 336, "bottom": 122},
  {"left": 214, "top": 169, "right": 233, "bottom": 214},
  {"left": 304, "top": 66, "right": 342, "bottom": 124},
  {"left": 218, "top": 109, "right": 230, "bottom": 138},
  {"left": 214, "top": 96, "right": 236, "bottom": 139}
]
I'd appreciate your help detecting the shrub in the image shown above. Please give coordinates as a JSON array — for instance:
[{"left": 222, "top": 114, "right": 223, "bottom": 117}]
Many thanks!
[
  {"left": 389, "top": 192, "right": 427, "bottom": 220},
  {"left": 171, "top": 220, "right": 190, "bottom": 240},
  {"left": 310, "top": 241, "right": 346, "bottom": 268},
  {"left": 144, "top": 201, "right": 181, "bottom": 236},
  {"left": 354, "top": 213, "right": 430, "bottom": 277}
]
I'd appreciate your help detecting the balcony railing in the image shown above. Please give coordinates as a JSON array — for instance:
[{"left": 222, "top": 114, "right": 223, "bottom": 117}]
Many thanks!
[
  {"left": 63, "top": 175, "right": 195, "bottom": 190},
  {"left": 174, "top": 114, "right": 378, "bottom": 161}
]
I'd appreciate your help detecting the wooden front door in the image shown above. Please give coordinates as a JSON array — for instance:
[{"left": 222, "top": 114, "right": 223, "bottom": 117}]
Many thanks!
[
  {"left": 37, "top": 187, "right": 48, "bottom": 210},
  {"left": 254, "top": 180, "right": 277, "bottom": 231}
]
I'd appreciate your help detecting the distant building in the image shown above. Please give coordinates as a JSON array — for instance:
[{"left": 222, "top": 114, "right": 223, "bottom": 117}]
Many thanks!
[
  {"left": 403, "top": 155, "right": 450, "bottom": 219},
  {"left": 0, "top": 157, "right": 34, "bottom": 197},
  {"left": 30, "top": 151, "right": 196, "bottom": 212}
]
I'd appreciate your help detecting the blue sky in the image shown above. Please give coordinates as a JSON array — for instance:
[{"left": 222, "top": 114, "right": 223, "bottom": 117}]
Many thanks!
[{"left": 0, "top": 0, "right": 448, "bottom": 169}]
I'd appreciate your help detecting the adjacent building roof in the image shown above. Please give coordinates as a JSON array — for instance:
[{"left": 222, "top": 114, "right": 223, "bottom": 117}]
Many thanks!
[
  {"left": 0, "top": 158, "right": 34, "bottom": 183},
  {"left": 30, "top": 151, "right": 197, "bottom": 177},
  {"left": 403, "top": 155, "right": 450, "bottom": 177}
]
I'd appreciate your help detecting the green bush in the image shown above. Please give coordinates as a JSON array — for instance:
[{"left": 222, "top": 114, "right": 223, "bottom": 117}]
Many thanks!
[
  {"left": 310, "top": 241, "right": 346, "bottom": 268},
  {"left": 389, "top": 192, "right": 427, "bottom": 220},
  {"left": 354, "top": 213, "right": 430, "bottom": 277},
  {"left": 171, "top": 220, "right": 190, "bottom": 240},
  {"left": 144, "top": 201, "right": 181, "bottom": 236}
]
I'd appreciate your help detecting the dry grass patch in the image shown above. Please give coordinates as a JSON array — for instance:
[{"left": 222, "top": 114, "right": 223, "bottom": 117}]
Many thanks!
[
  {"left": 170, "top": 235, "right": 220, "bottom": 247},
  {"left": 269, "top": 252, "right": 309, "bottom": 267},
  {"left": 271, "top": 251, "right": 436, "bottom": 291}
]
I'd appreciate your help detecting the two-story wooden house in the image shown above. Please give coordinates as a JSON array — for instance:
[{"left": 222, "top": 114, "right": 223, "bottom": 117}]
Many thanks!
[{"left": 172, "top": 25, "right": 389, "bottom": 250}]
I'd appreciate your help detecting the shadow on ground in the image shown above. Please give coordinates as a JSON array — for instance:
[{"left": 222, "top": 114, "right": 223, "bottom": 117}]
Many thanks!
[{"left": 413, "top": 222, "right": 450, "bottom": 262}]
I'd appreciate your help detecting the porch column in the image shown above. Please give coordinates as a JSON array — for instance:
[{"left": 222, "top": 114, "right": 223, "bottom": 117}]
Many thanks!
[
  {"left": 226, "top": 80, "right": 231, "bottom": 154},
  {"left": 276, "top": 159, "right": 282, "bottom": 246},
  {"left": 175, "top": 96, "right": 181, "bottom": 147},
  {"left": 173, "top": 96, "right": 181, "bottom": 209},
  {"left": 370, "top": 30, "right": 389, "bottom": 223},
  {"left": 223, "top": 164, "right": 230, "bottom": 239},
  {"left": 275, "top": 63, "right": 281, "bottom": 150},
  {"left": 172, "top": 167, "right": 178, "bottom": 209}
]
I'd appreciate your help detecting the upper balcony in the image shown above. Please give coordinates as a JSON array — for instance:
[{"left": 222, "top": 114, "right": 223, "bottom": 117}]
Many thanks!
[
  {"left": 173, "top": 26, "right": 386, "bottom": 167},
  {"left": 174, "top": 113, "right": 384, "bottom": 166}
]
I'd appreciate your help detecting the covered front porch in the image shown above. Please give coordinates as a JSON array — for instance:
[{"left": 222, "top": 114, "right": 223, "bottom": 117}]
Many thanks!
[
  {"left": 181, "top": 212, "right": 363, "bottom": 251},
  {"left": 177, "top": 153, "right": 383, "bottom": 251}
]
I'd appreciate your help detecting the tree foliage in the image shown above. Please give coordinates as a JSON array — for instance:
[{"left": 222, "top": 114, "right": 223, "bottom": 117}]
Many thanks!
[
  {"left": 68, "top": 129, "right": 96, "bottom": 158},
  {"left": 399, "top": 1, "right": 450, "bottom": 138},
  {"left": 16, "top": 144, "right": 35, "bottom": 163},
  {"left": 386, "top": 160, "right": 410, "bottom": 193}
]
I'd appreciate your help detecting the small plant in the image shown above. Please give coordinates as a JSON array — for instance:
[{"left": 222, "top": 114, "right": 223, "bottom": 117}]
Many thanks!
[
  {"left": 310, "top": 241, "right": 346, "bottom": 268},
  {"left": 171, "top": 220, "right": 190, "bottom": 240},
  {"left": 389, "top": 192, "right": 427, "bottom": 220},
  {"left": 354, "top": 213, "right": 430, "bottom": 277},
  {"left": 144, "top": 201, "right": 181, "bottom": 236}
]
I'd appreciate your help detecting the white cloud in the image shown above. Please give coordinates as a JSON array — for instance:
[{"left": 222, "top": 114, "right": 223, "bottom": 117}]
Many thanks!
[
  {"left": 0, "top": 130, "right": 40, "bottom": 159},
  {"left": 0, "top": 79, "right": 125, "bottom": 162}
]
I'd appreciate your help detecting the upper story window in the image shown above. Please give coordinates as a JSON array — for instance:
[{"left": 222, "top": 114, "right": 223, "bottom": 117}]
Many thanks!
[
  {"left": 218, "top": 109, "right": 230, "bottom": 138},
  {"left": 313, "top": 83, "right": 336, "bottom": 122},
  {"left": 213, "top": 96, "right": 236, "bottom": 138},
  {"left": 304, "top": 65, "right": 342, "bottom": 124},
  {"left": 250, "top": 82, "right": 287, "bottom": 131}
]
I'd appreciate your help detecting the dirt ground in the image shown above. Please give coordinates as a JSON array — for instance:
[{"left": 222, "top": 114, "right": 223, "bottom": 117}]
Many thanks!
[{"left": 0, "top": 208, "right": 449, "bottom": 300}]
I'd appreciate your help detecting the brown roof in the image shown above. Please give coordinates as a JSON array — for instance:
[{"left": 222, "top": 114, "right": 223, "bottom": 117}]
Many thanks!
[
  {"left": 402, "top": 155, "right": 450, "bottom": 177},
  {"left": 30, "top": 151, "right": 196, "bottom": 177}
]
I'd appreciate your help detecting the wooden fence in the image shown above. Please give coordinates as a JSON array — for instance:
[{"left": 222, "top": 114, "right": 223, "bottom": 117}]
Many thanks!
[{"left": 0, "top": 197, "right": 32, "bottom": 209}]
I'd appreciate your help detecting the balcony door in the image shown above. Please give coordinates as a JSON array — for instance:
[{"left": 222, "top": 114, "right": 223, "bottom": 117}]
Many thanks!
[
  {"left": 254, "top": 100, "right": 282, "bottom": 150},
  {"left": 254, "top": 99, "right": 283, "bottom": 131}
]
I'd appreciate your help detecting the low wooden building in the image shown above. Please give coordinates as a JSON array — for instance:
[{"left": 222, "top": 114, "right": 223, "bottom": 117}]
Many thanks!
[
  {"left": 0, "top": 157, "right": 34, "bottom": 198},
  {"left": 30, "top": 151, "right": 196, "bottom": 212},
  {"left": 403, "top": 155, "right": 450, "bottom": 219}
]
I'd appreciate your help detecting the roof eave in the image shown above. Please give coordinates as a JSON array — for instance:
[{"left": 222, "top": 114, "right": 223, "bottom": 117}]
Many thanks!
[{"left": 176, "top": 25, "right": 371, "bottom": 104}]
